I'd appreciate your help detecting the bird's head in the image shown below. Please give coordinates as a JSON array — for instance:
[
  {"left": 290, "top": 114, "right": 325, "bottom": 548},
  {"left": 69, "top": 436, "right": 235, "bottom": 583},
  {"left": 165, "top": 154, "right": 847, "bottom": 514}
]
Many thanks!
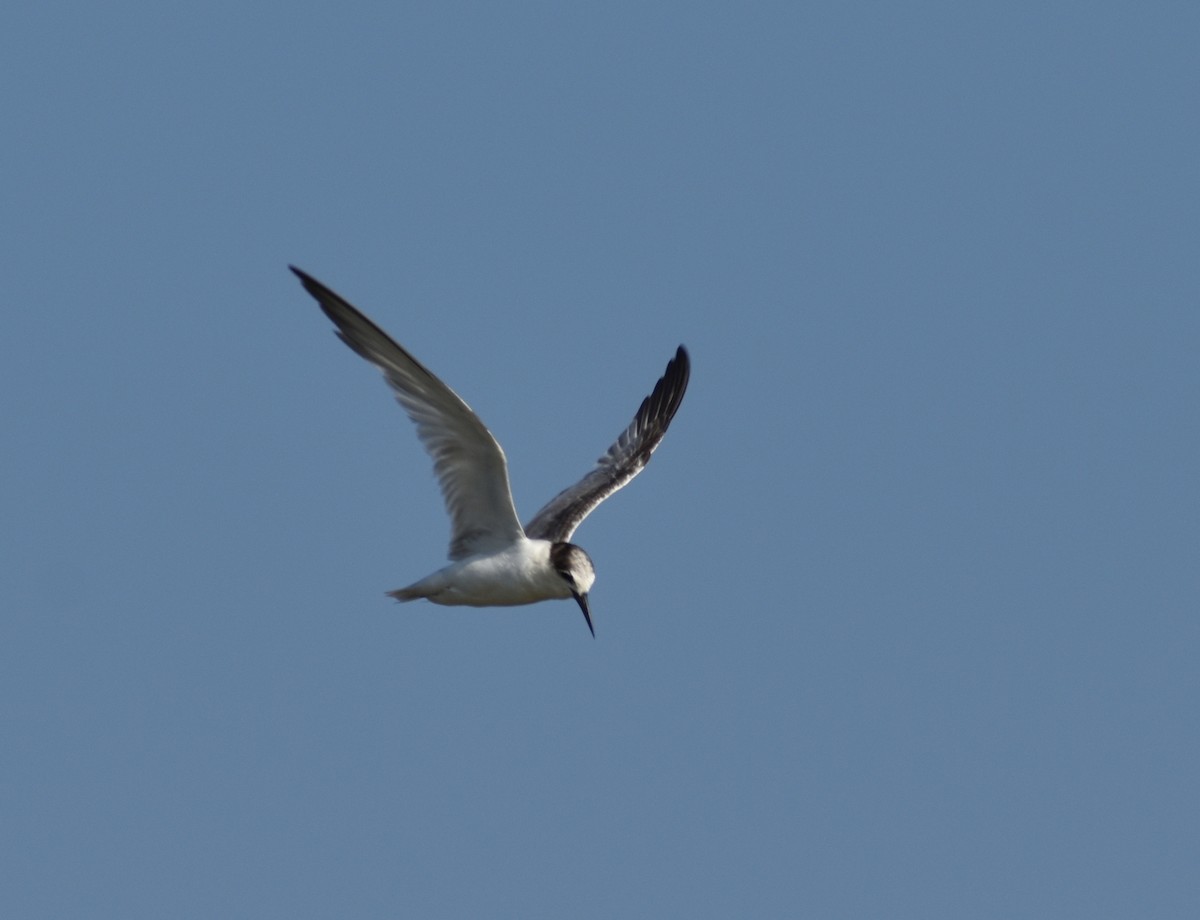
[{"left": 550, "top": 542, "right": 597, "bottom": 637}]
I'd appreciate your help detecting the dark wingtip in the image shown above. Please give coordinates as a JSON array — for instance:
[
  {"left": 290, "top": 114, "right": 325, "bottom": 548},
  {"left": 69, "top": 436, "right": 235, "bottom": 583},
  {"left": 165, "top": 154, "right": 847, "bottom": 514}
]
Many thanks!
[
  {"left": 673, "top": 345, "right": 690, "bottom": 380},
  {"left": 288, "top": 265, "right": 330, "bottom": 306},
  {"left": 670, "top": 346, "right": 691, "bottom": 402},
  {"left": 629, "top": 344, "right": 691, "bottom": 463},
  {"left": 288, "top": 266, "right": 363, "bottom": 332},
  {"left": 289, "top": 265, "right": 326, "bottom": 300}
]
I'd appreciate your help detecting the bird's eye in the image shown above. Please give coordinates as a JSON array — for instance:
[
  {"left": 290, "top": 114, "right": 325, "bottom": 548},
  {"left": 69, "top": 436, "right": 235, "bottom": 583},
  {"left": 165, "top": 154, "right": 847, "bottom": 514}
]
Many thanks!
[{"left": 559, "top": 571, "right": 575, "bottom": 586}]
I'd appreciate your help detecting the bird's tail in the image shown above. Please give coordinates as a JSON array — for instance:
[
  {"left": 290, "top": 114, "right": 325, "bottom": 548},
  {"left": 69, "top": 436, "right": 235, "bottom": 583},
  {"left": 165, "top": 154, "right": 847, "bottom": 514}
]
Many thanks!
[
  {"left": 387, "top": 569, "right": 449, "bottom": 603},
  {"left": 387, "top": 586, "right": 424, "bottom": 602}
]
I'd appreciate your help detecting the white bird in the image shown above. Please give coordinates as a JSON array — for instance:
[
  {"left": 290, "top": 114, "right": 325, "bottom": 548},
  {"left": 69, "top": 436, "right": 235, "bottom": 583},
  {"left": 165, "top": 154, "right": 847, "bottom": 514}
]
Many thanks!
[{"left": 291, "top": 267, "right": 690, "bottom": 637}]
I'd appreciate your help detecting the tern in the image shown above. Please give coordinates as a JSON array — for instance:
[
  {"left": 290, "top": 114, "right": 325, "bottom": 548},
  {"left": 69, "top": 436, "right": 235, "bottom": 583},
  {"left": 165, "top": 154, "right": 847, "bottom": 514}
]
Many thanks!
[{"left": 291, "top": 267, "right": 690, "bottom": 637}]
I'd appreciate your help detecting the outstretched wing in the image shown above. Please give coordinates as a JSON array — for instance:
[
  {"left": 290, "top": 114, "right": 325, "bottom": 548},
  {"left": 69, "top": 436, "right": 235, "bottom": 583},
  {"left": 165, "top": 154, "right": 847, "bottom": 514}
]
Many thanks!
[
  {"left": 292, "top": 267, "right": 525, "bottom": 560},
  {"left": 525, "top": 346, "right": 690, "bottom": 543}
]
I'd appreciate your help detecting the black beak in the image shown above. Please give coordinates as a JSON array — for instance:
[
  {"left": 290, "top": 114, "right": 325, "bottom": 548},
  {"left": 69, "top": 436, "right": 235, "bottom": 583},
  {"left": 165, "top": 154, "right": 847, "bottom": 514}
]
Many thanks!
[{"left": 573, "top": 592, "right": 595, "bottom": 638}]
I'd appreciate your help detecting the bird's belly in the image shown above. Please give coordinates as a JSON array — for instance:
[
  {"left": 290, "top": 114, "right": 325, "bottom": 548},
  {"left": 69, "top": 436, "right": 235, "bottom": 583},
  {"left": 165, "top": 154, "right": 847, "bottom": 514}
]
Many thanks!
[{"left": 427, "top": 556, "right": 569, "bottom": 607}]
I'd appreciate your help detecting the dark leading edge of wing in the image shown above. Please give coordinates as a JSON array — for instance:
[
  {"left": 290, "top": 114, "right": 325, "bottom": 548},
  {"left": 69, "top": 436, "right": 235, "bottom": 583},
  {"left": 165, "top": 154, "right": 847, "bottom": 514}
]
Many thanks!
[{"left": 524, "top": 346, "right": 691, "bottom": 543}]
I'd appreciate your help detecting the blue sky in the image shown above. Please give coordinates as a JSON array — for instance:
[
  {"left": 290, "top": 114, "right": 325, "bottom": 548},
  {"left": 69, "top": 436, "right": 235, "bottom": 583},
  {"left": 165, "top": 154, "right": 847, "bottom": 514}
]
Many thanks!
[{"left": 3, "top": 3, "right": 1197, "bottom": 917}]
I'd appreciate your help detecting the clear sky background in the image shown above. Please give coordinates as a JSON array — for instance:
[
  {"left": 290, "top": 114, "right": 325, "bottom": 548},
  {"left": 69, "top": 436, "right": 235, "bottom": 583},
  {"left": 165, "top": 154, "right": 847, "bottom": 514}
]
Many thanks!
[{"left": 3, "top": 3, "right": 1197, "bottom": 918}]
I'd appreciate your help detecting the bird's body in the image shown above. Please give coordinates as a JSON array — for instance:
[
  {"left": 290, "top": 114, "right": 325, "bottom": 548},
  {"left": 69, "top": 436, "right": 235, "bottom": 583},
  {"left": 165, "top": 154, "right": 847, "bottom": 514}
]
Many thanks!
[
  {"left": 389, "top": 538, "right": 578, "bottom": 607},
  {"left": 291, "top": 266, "right": 689, "bottom": 637}
]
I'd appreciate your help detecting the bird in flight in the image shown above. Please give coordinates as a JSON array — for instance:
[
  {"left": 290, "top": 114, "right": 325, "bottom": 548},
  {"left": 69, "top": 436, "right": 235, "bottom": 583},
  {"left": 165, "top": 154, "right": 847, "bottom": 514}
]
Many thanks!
[{"left": 291, "top": 267, "right": 690, "bottom": 637}]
